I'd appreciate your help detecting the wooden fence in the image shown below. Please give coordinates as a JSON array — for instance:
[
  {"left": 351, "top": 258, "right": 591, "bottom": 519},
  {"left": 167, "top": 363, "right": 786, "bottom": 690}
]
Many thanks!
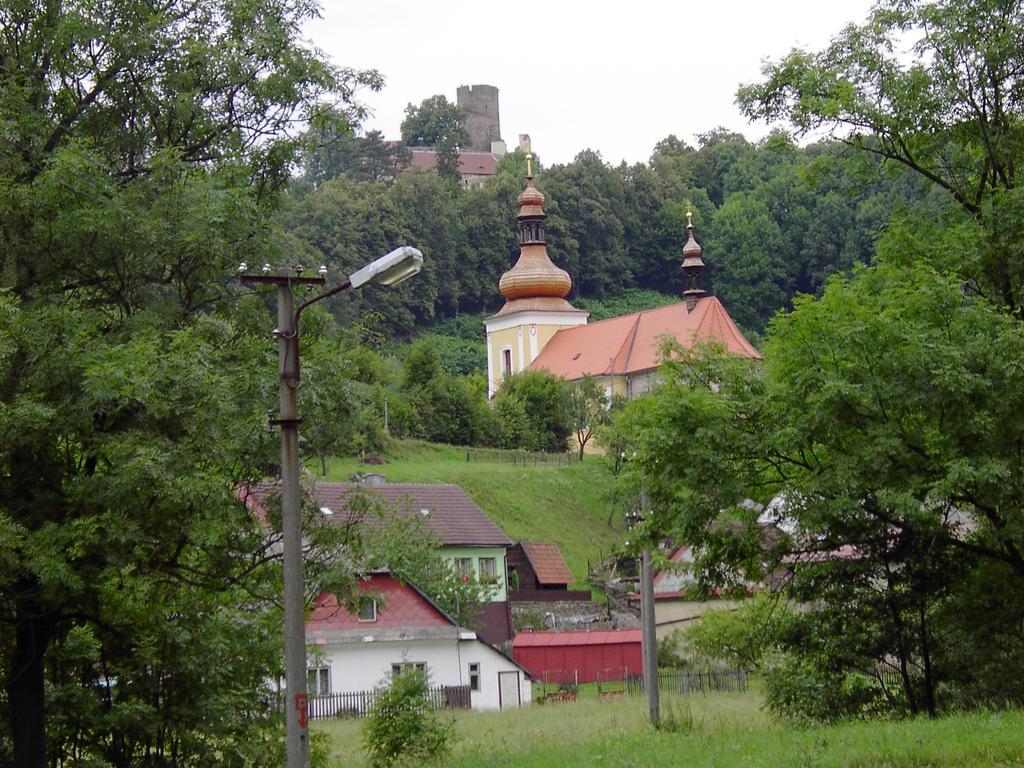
[
  {"left": 465, "top": 447, "right": 579, "bottom": 466},
  {"left": 298, "top": 684, "right": 471, "bottom": 720},
  {"left": 626, "top": 668, "right": 747, "bottom": 696}
]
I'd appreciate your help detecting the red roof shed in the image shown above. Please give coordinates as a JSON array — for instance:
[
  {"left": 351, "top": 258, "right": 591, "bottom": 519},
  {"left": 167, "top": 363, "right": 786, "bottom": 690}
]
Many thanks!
[{"left": 512, "top": 629, "right": 642, "bottom": 685}]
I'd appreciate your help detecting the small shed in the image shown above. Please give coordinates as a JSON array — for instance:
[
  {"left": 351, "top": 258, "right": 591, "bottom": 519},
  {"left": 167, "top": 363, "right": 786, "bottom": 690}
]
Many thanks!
[
  {"left": 512, "top": 629, "right": 642, "bottom": 685},
  {"left": 507, "top": 542, "right": 573, "bottom": 591}
]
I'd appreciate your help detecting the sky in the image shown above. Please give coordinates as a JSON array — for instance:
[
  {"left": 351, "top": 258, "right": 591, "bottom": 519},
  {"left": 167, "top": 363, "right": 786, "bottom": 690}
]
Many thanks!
[{"left": 306, "top": 1, "right": 878, "bottom": 167}]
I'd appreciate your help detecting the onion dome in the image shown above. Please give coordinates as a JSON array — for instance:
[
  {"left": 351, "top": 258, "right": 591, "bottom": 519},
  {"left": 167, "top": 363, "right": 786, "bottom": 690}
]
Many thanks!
[
  {"left": 681, "top": 211, "right": 707, "bottom": 311},
  {"left": 495, "top": 156, "right": 577, "bottom": 314}
]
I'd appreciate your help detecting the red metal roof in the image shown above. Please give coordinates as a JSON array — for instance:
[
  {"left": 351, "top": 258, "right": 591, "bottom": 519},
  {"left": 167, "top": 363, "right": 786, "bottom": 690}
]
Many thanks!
[
  {"left": 519, "top": 542, "right": 574, "bottom": 585},
  {"left": 512, "top": 629, "right": 641, "bottom": 648},
  {"left": 245, "top": 482, "right": 512, "bottom": 547},
  {"left": 529, "top": 296, "right": 761, "bottom": 381}
]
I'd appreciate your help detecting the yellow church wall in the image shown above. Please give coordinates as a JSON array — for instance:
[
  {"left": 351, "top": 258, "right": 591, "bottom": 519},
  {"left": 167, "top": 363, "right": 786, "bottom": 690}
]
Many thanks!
[{"left": 487, "top": 326, "right": 520, "bottom": 387}]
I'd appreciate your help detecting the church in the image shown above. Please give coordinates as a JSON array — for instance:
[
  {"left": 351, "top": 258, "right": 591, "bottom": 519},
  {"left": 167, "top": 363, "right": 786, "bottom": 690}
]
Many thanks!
[{"left": 484, "top": 159, "right": 761, "bottom": 400}]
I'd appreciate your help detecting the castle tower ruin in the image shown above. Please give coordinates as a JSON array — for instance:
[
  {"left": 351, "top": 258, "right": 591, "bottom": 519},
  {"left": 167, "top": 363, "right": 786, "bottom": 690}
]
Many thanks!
[{"left": 457, "top": 84, "right": 502, "bottom": 152}]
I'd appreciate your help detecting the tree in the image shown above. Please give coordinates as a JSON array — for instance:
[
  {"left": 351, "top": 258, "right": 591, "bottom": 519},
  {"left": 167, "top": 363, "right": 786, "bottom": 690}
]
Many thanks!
[
  {"left": 303, "top": 129, "right": 411, "bottom": 187},
  {"left": 400, "top": 95, "right": 470, "bottom": 182},
  {"left": 0, "top": 1, "right": 377, "bottom": 764},
  {"left": 612, "top": 261, "right": 1024, "bottom": 718},
  {"left": 737, "top": 0, "right": 1024, "bottom": 310},
  {"left": 492, "top": 371, "right": 572, "bottom": 453},
  {"left": 568, "top": 375, "right": 610, "bottom": 460}
]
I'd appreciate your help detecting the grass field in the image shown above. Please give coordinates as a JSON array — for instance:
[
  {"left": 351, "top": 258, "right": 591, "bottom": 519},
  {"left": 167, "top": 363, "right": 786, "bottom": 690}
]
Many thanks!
[
  {"left": 314, "top": 689, "right": 1024, "bottom": 768},
  {"left": 319, "top": 440, "right": 623, "bottom": 588}
]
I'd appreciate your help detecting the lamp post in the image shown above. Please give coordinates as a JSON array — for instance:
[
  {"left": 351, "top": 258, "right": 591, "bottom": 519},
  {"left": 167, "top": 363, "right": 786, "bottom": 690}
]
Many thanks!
[{"left": 240, "top": 246, "right": 423, "bottom": 768}]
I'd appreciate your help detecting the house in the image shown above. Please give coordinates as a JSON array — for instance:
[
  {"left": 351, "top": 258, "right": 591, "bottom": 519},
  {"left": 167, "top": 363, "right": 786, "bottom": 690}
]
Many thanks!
[
  {"left": 506, "top": 542, "right": 573, "bottom": 593},
  {"left": 642, "top": 520, "right": 787, "bottom": 640},
  {"left": 512, "top": 629, "right": 642, "bottom": 685},
  {"left": 644, "top": 545, "right": 747, "bottom": 640},
  {"left": 247, "top": 480, "right": 516, "bottom": 646},
  {"left": 484, "top": 164, "right": 761, "bottom": 398},
  {"left": 407, "top": 147, "right": 499, "bottom": 187},
  {"left": 307, "top": 573, "right": 531, "bottom": 711}
]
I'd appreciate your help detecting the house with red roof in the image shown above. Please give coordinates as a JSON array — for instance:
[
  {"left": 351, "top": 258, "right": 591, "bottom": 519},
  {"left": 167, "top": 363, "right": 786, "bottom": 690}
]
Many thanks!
[
  {"left": 407, "top": 147, "right": 499, "bottom": 187},
  {"left": 484, "top": 163, "right": 761, "bottom": 399},
  {"left": 245, "top": 480, "right": 515, "bottom": 646},
  {"left": 307, "top": 573, "right": 530, "bottom": 711}
]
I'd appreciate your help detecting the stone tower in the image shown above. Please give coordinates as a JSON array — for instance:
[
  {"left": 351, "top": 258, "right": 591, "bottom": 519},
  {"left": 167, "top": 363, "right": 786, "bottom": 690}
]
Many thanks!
[{"left": 457, "top": 84, "right": 501, "bottom": 151}]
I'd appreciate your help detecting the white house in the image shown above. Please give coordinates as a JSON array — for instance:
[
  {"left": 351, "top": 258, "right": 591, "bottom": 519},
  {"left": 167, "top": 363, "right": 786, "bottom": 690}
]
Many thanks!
[{"left": 306, "top": 573, "right": 531, "bottom": 711}]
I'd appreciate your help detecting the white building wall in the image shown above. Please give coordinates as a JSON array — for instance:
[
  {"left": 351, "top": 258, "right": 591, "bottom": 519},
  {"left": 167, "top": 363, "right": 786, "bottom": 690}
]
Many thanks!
[{"left": 316, "top": 637, "right": 530, "bottom": 711}]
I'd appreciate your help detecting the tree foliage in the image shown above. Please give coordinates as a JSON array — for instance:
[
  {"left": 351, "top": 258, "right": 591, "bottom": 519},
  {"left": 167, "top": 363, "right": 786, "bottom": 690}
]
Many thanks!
[
  {"left": 737, "top": 0, "right": 1024, "bottom": 310},
  {"left": 611, "top": 260, "right": 1024, "bottom": 718},
  {"left": 400, "top": 95, "right": 470, "bottom": 182},
  {"left": 0, "top": 0, "right": 379, "bottom": 764}
]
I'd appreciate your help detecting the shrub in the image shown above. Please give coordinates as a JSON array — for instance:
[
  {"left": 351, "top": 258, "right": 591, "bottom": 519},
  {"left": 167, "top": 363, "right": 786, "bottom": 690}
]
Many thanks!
[{"left": 362, "top": 671, "right": 451, "bottom": 767}]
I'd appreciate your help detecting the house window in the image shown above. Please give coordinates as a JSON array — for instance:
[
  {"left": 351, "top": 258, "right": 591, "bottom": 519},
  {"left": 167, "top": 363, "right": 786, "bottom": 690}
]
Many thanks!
[
  {"left": 501, "top": 348, "right": 512, "bottom": 379},
  {"left": 358, "top": 598, "right": 377, "bottom": 622},
  {"left": 391, "top": 662, "right": 427, "bottom": 679},
  {"left": 478, "top": 557, "right": 497, "bottom": 583},
  {"left": 454, "top": 558, "right": 473, "bottom": 579},
  {"left": 307, "top": 667, "right": 330, "bottom": 696},
  {"left": 468, "top": 662, "right": 480, "bottom": 692}
]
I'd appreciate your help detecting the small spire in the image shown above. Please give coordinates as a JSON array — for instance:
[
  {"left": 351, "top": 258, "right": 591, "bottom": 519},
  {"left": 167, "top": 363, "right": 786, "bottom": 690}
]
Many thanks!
[
  {"left": 526, "top": 152, "right": 534, "bottom": 178},
  {"left": 681, "top": 212, "right": 707, "bottom": 312}
]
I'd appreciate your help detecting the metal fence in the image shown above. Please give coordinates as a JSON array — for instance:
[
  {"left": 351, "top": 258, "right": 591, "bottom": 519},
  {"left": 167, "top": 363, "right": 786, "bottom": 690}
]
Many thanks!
[
  {"left": 626, "top": 668, "right": 747, "bottom": 696},
  {"left": 465, "top": 447, "right": 579, "bottom": 466},
  {"left": 299, "top": 684, "right": 472, "bottom": 720}
]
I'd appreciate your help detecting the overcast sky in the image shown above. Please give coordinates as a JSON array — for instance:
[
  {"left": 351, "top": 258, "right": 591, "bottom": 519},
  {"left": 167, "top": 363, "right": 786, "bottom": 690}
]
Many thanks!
[{"left": 307, "top": 1, "right": 877, "bottom": 167}]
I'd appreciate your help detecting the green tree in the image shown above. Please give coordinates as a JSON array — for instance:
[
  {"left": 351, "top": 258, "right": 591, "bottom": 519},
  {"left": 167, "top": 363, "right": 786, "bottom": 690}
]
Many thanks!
[
  {"left": 613, "top": 261, "right": 1024, "bottom": 718},
  {"left": 0, "top": 0, "right": 377, "bottom": 764},
  {"left": 568, "top": 375, "right": 610, "bottom": 460},
  {"left": 737, "top": 0, "right": 1024, "bottom": 310},
  {"left": 400, "top": 95, "right": 470, "bottom": 183},
  {"left": 493, "top": 371, "right": 572, "bottom": 453}
]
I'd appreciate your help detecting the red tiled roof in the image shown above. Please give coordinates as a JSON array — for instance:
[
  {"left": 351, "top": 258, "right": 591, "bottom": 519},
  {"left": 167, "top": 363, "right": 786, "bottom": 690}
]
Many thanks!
[
  {"left": 307, "top": 574, "right": 452, "bottom": 632},
  {"left": 519, "top": 542, "right": 573, "bottom": 585},
  {"left": 529, "top": 296, "right": 761, "bottom": 381},
  {"left": 408, "top": 148, "right": 498, "bottom": 176},
  {"left": 512, "top": 629, "right": 641, "bottom": 648},
  {"left": 245, "top": 482, "right": 512, "bottom": 547}
]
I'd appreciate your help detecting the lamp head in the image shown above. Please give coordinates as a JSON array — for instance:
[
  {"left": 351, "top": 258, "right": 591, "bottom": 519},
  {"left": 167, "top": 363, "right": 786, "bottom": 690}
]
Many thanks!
[{"left": 349, "top": 246, "right": 424, "bottom": 289}]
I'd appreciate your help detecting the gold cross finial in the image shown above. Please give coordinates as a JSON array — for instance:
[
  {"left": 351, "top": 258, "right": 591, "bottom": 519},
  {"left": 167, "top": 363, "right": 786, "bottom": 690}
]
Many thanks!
[
  {"left": 686, "top": 210, "right": 693, "bottom": 228},
  {"left": 526, "top": 152, "right": 533, "bottom": 178}
]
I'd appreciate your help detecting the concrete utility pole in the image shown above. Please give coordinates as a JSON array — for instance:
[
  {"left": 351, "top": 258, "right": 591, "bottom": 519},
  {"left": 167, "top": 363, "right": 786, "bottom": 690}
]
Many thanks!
[
  {"left": 640, "top": 547, "right": 660, "bottom": 728},
  {"left": 239, "top": 247, "right": 422, "bottom": 768}
]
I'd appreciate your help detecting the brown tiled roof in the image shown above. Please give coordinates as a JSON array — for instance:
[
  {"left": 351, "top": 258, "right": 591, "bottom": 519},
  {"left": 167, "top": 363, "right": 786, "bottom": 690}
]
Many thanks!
[
  {"left": 529, "top": 296, "right": 761, "bottom": 380},
  {"left": 246, "top": 482, "right": 512, "bottom": 547},
  {"left": 407, "top": 148, "right": 498, "bottom": 176},
  {"left": 520, "top": 542, "right": 573, "bottom": 585}
]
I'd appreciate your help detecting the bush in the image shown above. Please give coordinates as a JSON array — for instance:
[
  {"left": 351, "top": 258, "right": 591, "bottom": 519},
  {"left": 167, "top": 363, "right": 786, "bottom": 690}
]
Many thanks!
[
  {"left": 362, "top": 671, "right": 451, "bottom": 767},
  {"left": 763, "top": 652, "right": 882, "bottom": 723}
]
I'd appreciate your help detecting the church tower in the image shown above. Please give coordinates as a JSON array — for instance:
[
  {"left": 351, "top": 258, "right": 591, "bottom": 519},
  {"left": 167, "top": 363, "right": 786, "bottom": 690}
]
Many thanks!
[{"left": 484, "top": 157, "right": 588, "bottom": 397}]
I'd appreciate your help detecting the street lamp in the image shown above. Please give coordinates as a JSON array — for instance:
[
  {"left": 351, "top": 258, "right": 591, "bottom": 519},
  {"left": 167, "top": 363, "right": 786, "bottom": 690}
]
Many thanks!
[{"left": 240, "top": 246, "right": 423, "bottom": 768}]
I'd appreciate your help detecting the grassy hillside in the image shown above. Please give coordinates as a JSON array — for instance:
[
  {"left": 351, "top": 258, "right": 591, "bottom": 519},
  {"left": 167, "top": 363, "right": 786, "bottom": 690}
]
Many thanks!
[{"left": 318, "top": 440, "right": 623, "bottom": 588}]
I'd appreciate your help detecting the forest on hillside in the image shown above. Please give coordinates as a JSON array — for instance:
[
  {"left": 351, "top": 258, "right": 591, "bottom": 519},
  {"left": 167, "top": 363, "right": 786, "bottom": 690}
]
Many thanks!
[{"left": 281, "top": 123, "right": 944, "bottom": 351}]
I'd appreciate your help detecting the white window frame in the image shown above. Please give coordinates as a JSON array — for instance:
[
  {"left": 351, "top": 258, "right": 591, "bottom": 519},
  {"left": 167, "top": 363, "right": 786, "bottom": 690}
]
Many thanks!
[{"left": 468, "top": 662, "right": 480, "bottom": 692}]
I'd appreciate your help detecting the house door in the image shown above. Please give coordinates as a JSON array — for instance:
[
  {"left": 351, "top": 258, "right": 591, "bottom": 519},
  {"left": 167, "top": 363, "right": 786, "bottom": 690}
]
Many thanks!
[{"left": 497, "top": 671, "right": 521, "bottom": 710}]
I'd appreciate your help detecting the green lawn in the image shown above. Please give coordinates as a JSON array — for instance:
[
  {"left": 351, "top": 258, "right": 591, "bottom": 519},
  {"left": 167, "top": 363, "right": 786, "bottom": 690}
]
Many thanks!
[
  {"left": 318, "top": 440, "right": 623, "bottom": 589},
  {"left": 314, "top": 690, "right": 1024, "bottom": 768}
]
